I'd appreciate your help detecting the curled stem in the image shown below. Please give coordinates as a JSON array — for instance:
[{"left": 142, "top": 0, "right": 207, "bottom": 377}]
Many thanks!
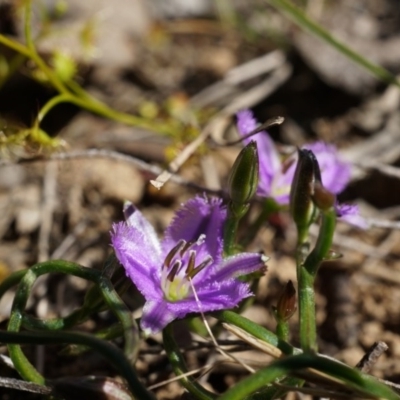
[{"left": 0, "top": 330, "right": 156, "bottom": 400}]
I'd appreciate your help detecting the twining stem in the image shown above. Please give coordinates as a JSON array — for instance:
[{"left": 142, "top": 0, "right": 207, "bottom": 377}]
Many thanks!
[
  {"left": 7, "top": 262, "right": 100, "bottom": 383},
  {"left": 8, "top": 269, "right": 45, "bottom": 384},
  {"left": 98, "top": 276, "right": 139, "bottom": 361},
  {"left": 0, "top": 330, "right": 156, "bottom": 400},
  {"left": 6, "top": 260, "right": 139, "bottom": 383}
]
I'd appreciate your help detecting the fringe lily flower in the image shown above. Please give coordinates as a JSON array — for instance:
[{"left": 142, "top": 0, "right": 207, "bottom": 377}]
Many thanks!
[
  {"left": 111, "top": 196, "right": 268, "bottom": 335},
  {"left": 237, "top": 109, "right": 366, "bottom": 227}
]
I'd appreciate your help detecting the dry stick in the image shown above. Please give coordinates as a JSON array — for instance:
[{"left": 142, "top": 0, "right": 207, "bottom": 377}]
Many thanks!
[
  {"left": 0, "top": 354, "right": 15, "bottom": 370},
  {"left": 341, "top": 121, "right": 400, "bottom": 181},
  {"left": 150, "top": 127, "right": 212, "bottom": 190},
  {"left": 223, "top": 116, "right": 285, "bottom": 146},
  {"left": 188, "top": 279, "right": 255, "bottom": 374},
  {"left": 150, "top": 63, "right": 292, "bottom": 189},
  {"left": 367, "top": 219, "right": 400, "bottom": 229},
  {"left": 356, "top": 160, "right": 400, "bottom": 180},
  {"left": 190, "top": 50, "right": 286, "bottom": 108},
  {"left": 0, "top": 376, "right": 52, "bottom": 395},
  {"left": 50, "top": 220, "right": 87, "bottom": 260},
  {"left": 355, "top": 341, "right": 389, "bottom": 374},
  {"left": 354, "top": 342, "right": 400, "bottom": 394},
  {"left": 38, "top": 162, "right": 58, "bottom": 263},
  {"left": 225, "top": 50, "right": 286, "bottom": 86},
  {"left": 0, "top": 149, "right": 224, "bottom": 197},
  {"left": 147, "top": 363, "right": 217, "bottom": 390},
  {"left": 223, "top": 323, "right": 374, "bottom": 396}
]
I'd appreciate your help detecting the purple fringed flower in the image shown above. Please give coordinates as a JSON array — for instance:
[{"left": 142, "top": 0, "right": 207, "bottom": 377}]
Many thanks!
[
  {"left": 335, "top": 203, "right": 369, "bottom": 229},
  {"left": 237, "top": 109, "right": 366, "bottom": 227},
  {"left": 111, "top": 195, "right": 267, "bottom": 335}
]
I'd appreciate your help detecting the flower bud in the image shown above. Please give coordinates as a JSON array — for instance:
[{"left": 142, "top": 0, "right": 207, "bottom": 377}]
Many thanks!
[
  {"left": 275, "top": 280, "right": 297, "bottom": 322},
  {"left": 228, "top": 141, "right": 259, "bottom": 206},
  {"left": 312, "top": 182, "right": 335, "bottom": 212},
  {"left": 289, "top": 149, "right": 320, "bottom": 239}
]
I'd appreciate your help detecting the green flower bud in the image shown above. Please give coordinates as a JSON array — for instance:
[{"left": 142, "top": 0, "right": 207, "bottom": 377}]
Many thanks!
[
  {"left": 228, "top": 141, "right": 259, "bottom": 207},
  {"left": 289, "top": 149, "right": 319, "bottom": 241}
]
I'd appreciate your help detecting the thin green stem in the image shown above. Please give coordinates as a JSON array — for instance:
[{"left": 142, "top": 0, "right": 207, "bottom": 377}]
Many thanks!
[
  {"left": 162, "top": 324, "right": 216, "bottom": 400},
  {"left": 297, "top": 267, "right": 316, "bottom": 352},
  {"left": 0, "top": 29, "right": 172, "bottom": 134},
  {"left": 0, "top": 35, "right": 32, "bottom": 58},
  {"left": 297, "top": 209, "right": 335, "bottom": 352},
  {"left": 37, "top": 93, "right": 74, "bottom": 122},
  {"left": 276, "top": 319, "right": 290, "bottom": 342},
  {"left": 218, "top": 353, "right": 400, "bottom": 400},
  {"left": 303, "top": 208, "right": 336, "bottom": 276},
  {"left": 36, "top": 82, "right": 172, "bottom": 134},
  {"left": 213, "top": 310, "right": 297, "bottom": 356},
  {"left": 7, "top": 261, "right": 101, "bottom": 383},
  {"left": 266, "top": 0, "right": 400, "bottom": 88},
  {"left": 21, "top": 264, "right": 132, "bottom": 332},
  {"left": 59, "top": 323, "right": 125, "bottom": 356},
  {"left": 0, "top": 330, "right": 156, "bottom": 400},
  {"left": 27, "top": 46, "right": 69, "bottom": 95},
  {"left": 23, "top": 0, "right": 34, "bottom": 52},
  {"left": 8, "top": 269, "right": 45, "bottom": 384},
  {"left": 223, "top": 212, "right": 240, "bottom": 255},
  {"left": 98, "top": 276, "right": 139, "bottom": 361}
]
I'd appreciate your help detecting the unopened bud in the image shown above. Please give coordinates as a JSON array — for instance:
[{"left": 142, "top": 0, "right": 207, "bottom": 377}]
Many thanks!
[
  {"left": 312, "top": 182, "right": 335, "bottom": 211},
  {"left": 275, "top": 280, "right": 297, "bottom": 322},
  {"left": 290, "top": 149, "right": 320, "bottom": 239},
  {"left": 228, "top": 141, "right": 259, "bottom": 206}
]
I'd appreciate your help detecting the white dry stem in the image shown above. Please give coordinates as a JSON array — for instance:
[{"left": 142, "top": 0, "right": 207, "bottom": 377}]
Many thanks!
[{"left": 188, "top": 278, "right": 255, "bottom": 374}]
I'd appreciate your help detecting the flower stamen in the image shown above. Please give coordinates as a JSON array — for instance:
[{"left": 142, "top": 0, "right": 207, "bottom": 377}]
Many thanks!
[
  {"left": 164, "top": 239, "right": 185, "bottom": 268},
  {"left": 180, "top": 240, "right": 194, "bottom": 256},
  {"left": 167, "top": 260, "right": 182, "bottom": 282},
  {"left": 187, "top": 255, "right": 213, "bottom": 279},
  {"left": 185, "top": 250, "right": 196, "bottom": 275}
]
